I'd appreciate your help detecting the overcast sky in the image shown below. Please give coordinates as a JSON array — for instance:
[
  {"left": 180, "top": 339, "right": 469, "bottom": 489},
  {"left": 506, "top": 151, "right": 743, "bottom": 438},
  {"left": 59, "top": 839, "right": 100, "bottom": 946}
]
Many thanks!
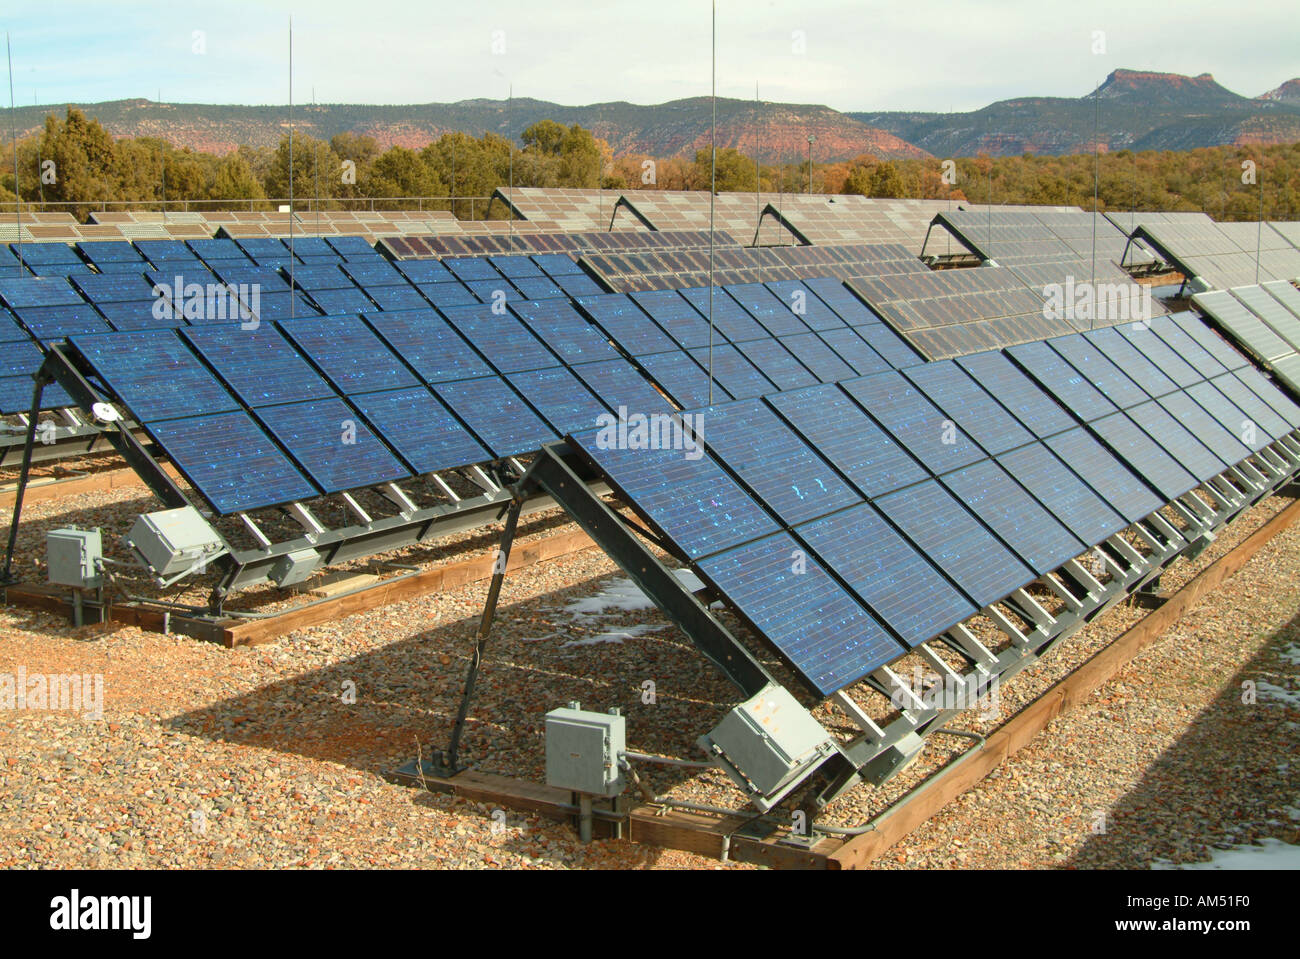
[{"left": 5, "top": 1, "right": 1297, "bottom": 113}]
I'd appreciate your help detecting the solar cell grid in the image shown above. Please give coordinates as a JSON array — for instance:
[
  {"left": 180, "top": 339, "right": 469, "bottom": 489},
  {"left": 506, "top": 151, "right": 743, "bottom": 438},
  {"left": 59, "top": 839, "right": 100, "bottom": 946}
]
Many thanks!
[
  {"left": 15, "top": 305, "right": 114, "bottom": 340},
  {"left": 575, "top": 293, "right": 678, "bottom": 356},
  {"left": 1007, "top": 339, "right": 1115, "bottom": 421},
  {"left": 1125, "top": 399, "right": 1228, "bottom": 482},
  {"left": 350, "top": 386, "right": 490, "bottom": 475},
  {"left": 1206, "top": 374, "right": 1291, "bottom": 441},
  {"left": 1156, "top": 391, "right": 1251, "bottom": 467},
  {"left": 257, "top": 397, "right": 410, "bottom": 492},
  {"left": 776, "top": 332, "right": 858, "bottom": 382},
  {"left": 278, "top": 316, "right": 418, "bottom": 395},
  {"left": 763, "top": 280, "right": 846, "bottom": 331},
  {"left": 183, "top": 325, "right": 332, "bottom": 407},
  {"left": 1083, "top": 327, "right": 1182, "bottom": 399},
  {"left": 432, "top": 375, "right": 558, "bottom": 458},
  {"left": 1230, "top": 285, "right": 1300, "bottom": 351},
  {"left": 507, "top": 366, "right": 611, "bottom": 434},
  {"left": 677, "top": 286, "right": 771, "bottom": 343},
  {"left": 732, "top": 338, "right": 818, "bottom": 390},
  {"left": 1048, "top": 334, "right": 1149, "bottom": 408},
  {"left": 723, "top": 283, "right": 811, "bottom": 337},
  {"left": 438, "top": 302, "right": 559, "bottom": 374},
  {"left": 686, "top": 345, "right": 775, "bottom": 400},
  {"left": 996, "top": 441, "right": 1125, "bottom": 546},
  {"left": 904, "top": 361, "right": 1034, "bottom": 456},
  {"left": 1045, "top": 427, "right": 1164, "bottom": 523},
  {"left": 569, "top": 358, "right": 677, "bottom": 417},
  {"left": 364, "top": 310, "right": 493, "bottom": 384},
  {"left": 954, "top": 351, "right": 1075, "bottom": 439},
  {"left": 1089, "top": 410, "right": 1198, "bottom": 500},
  {"left": 1192, "top": 291, "right": 1294, "bottom": 362},
  {"left": 629, "top": 290, "right": 714, "bottom": 350},
  {"left": 510, "top": 299, "right": 620, "bottom": 365},
  {"left": 842, "top": 370, "right": 985, "bottom": 474}
]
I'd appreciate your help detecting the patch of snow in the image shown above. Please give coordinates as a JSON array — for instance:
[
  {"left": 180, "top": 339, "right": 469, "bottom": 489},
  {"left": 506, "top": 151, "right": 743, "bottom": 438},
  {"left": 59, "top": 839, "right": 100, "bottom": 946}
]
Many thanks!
[
  {"left": 1158, "top": 839, "right": 1300, "bottom": 870},
  {"left": 1256, "top": 680, "right": 1300, "bottom": 708},
  {"left": 1279, "top": 643, "right": 1300, "bottom": 667}
]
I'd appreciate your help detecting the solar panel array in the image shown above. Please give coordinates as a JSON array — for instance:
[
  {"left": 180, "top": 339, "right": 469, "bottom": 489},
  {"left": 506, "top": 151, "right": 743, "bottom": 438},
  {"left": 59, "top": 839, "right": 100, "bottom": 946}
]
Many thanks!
[
  {"left": 1133, "top": 221, "right": 1300, "bottom": 290},
  {"left": 1192, "top": 282, "right": 1300, "bottom": 394},
  {"left": 579, "top": 241, "right": 926, "bottom": 292},
  {"left": 381, "top": 228, "right": 738, "bottom": 260},
  {"left": 566, "top": 308, "right": 1300, "bottom": 698},
  {"left": 933, "top": 209, "right": 1157, "bottom": 269}
]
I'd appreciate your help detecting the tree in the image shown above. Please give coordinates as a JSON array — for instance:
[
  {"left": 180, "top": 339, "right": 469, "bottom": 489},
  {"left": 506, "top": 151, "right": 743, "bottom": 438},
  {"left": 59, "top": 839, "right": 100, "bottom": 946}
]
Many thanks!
[
  {"left": 692, "top": 147, "right": 758, "bottom": 193},
  {"left": 365, "top": 146, "right": 445, "bottom": 204},
  {"left": 868, "top": 162, "right": 905, "bottom": 198},
  {"left": 262, "top": 134, "right": 342, "bottom": 202},
  {"left": 211, "top": 151, "right": 265, "bottom": 202}
]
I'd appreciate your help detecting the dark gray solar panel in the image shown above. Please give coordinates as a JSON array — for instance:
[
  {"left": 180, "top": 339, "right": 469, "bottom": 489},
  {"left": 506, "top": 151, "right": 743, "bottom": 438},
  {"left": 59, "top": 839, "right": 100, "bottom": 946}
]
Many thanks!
[
  {"left": 904, "top": 361, "right": 1034, "bottom": 456},
  {"left": 842, "top": 370, "right": 985, "bottom": 474},
  {"left": 997, "top": 442, "right": 1125, "bottom": 545},
  {"left": 1045, "top": 427, "right": 1163, "bottom": 523},
  {"left": 1089, "top": 411, "right": 1198, "bottom": 500}
]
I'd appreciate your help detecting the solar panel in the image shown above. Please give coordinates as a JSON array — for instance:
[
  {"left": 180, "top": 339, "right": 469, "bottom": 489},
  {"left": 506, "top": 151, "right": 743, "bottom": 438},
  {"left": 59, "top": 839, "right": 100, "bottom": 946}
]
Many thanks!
[
  {"left": 678, "top": 287, "right": 770, "bottom": 343},
  {"left": 569, "top": 358, "right": 677, "bottom": 417},
  {"left": 636, "top": 350, "right": 729, "bottom": 408},
  {"left": 776, "top": 332, "right": 858, "bottom": 382},
  {"left": 955, "top": 350, "right": 1075, "bottom": 439},
  {"left": 0, "top": 277, "right": 85, "bottom": 309},
  {"left": 531, "top": 253, "right": 583, "bottom": 277},
  {"left": 997, "top": 442, "right": 1125, "bottom": 545},
  {"left": 732, "top": 338, "right": 818, "bottom": 390},
  {"left": 940, "top": 458, "right": 1084, "bottom": 575},
  {"left": 842, "top": 371, "right": 985, "bottom": 474},
  {"left": 366, "top": 285, "right": 429, "bottom": 312},
  {"left": 904, "top": 361, "right": 1034, "bottom": 456},
  {"left": 340, "top": 259, "right": 407, "bottom": 288},
  {"left": 552, "top": 272, "right": 606, "bottom": 298},
  {"left": 697, "top": 399, "right": 861, "bottom": 526},
  {"left": 395, "top": 259, "right": 454, "bottom": 284},
  {"left": 1230, "top": 285, "right": 1300, "bottom": 351},
  {"left": 0, "top": 374, "right": 72, "bottom": 415},
  {"left": 874, "top": 479, "right": 1034, "bottom": 608},
  {"left": 1089, "top": 411, "right": 1198, "bottom": 500},
  {"left": 257, "top": 397, "right": 410, "bottom": 492},
  {"left": 418, "top": 281, "right": 480, "bottom": 309},
  {"left": 1170, "top": 314, "right": 1249, "bottom": 371},
  {"left": 1204, "top": 374, "right": 1292, "bottom": 442},
  {"left": 767, "top": 384, "right": 927, "bottom": 498},
  {"left": 852, "top": 322, "right": 923, "bottom": 369},
  {"left": 1192, "top": 290, "right": 1294, "bottom": 362},
  {"left": 1155, "top": 391, "right": 1251, "bottom": 467},
  {"left": 1007, "top": 339, "right": 1115, "bottom": 421},
  {"left": 722, "top": 283, "right": 810, "bottom": 337},
  {"left": 308, "top": 287, "right": 375, "bottom": 315},
  {"left": 363, "top": 309, "right": 492, "bottom": 384},
  {"left": 1083, "top": 327, "right": 1182, "bottom": 399},
  {"left": 432, "top": 376, "right": 559, "bottom": 458},
  {"left": 183, "top": 326, "right": 333, "bottom": 407},
  {"left": 144, "top": 410, "right": 318, "bottom": 514},
  {"left": 14, "top": 305, "right": 114, "bottom": 340},
  {"left": 1234, "top": 365, "right": 1300, "bottom": 427},
  {"left": 510, "top": 299, "right": 620, "bottom": 364},
  {"left": 71, "top": 330, "right": 239, "bottom": 423},
  {"left": 279, "top": 316, "right": 418, "bottom": 395},
  {"left": 696, "top": 531, "right": 904, "bottom": 696},
  {"left": 812, "top": 327, "right": 890, "bottom": 377},
  {"left": 349, "top": 387, "right": 490, "bottom": 474},
  {"left": 489, "top": 255, "right": 544, "bottom": 279},
  {"left": 802, "top": 277, "right": 881, "bottom": 326},
  {"left": 507, "top": 366, "right": 611, "bottom": 434},
  {"left": 1048, "top": 334, "right": 1149, "bottom": 408},
  {"left": 686, "top": 345, "right": 775, "bottom": 401},
  {"left": 796, "top": 503, "right": 976, "bottom": 645},
  {"left": 443, "top": 256, "right": 504, "bottom": 284},
  {"left": 1044, "top": 427, "right": 1163, "bottom": 523},
  {"left": 511, "top": 277, "right": 566, "bottom": 300},
  {"left": 630, "top": 290, "right": 713, "bottom": 349},
  {"left": 576, "top": 293, "right": 679, "bottom": 356},
  {"left": 1113, "top": 321, "right": 1202, "bottom": 389},
  {"left": 763, "top": 281, "right": 846, "bottom": 331},
  {"left": 0, "top": 339, "right": 42, "bottom": 378},
  {"left": 71, "top": 273, "right": 156, "bottom": 304}
]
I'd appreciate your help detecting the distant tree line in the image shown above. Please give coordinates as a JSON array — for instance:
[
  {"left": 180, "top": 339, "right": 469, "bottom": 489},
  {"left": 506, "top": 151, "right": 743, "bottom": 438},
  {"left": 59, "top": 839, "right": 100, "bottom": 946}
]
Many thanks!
[{"left": 2, "top": 107, "right": 1298, "bottom": 222}]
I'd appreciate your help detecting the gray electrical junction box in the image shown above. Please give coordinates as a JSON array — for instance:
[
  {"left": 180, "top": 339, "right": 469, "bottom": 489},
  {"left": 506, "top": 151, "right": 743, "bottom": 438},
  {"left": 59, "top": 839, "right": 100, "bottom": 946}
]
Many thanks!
[
  {"left": 46, "top": 527, "right": 103, "bottom": 589},
  {"left": 545, "top": 704, "right": 626, "bottom": 797},
  {"left": 125, "top": 506, "right": 225, "bottom": 580}
]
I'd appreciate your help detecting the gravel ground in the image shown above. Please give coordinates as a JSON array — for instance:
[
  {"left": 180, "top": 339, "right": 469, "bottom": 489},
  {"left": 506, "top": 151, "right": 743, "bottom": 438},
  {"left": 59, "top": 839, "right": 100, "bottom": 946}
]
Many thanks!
[{"left": 0, "top": 475, "right": 1296, "bottom": 869}]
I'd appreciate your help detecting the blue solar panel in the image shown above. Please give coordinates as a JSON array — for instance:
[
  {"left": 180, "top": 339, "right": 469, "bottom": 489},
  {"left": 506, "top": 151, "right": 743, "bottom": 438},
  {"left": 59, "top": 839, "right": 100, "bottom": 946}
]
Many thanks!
[
  {"left": 956, "top": 351, "right": 1076, "bottom": 439},
  {"left": 77, "top": 241, "right": 147, "bottom": 265},
  {"left": 211, "top": 266, "right": 291, "bottom": 294},
  {"left": 842, "top": 370, "right": 985, "bottom": 474},
  {"left": 852, "top": 323, "right": 922, "bottom": 369},
  {"left": 0, "top": 374, "right": 73, "bottom": 414},
  {"left": 768, "top": 383, "right": 927, "bottom": 498},
  {"left": 803, "top": 277, "right": 881, "bottom": 325},
  {"left": 14, "top": 305, "right": 113, "bottom": 340},
  {"left": 1089, "top": 411, "right": 1197, "bottom": 501},
  {"left": 0, "top": 277, "right": 84, "bottom": 309},
  {"left": 733, "top": 338, "right": 818, "bottom": 390},
  {"left": 71, "top": 273, "right": 156, "bottom": 303},
  {"left": 1155, "top": 392, "right": 1251, "bottom": 469},
  {"left": 997, "top": 442, "right": 1125, "bottom": 546},
  {"left": 776, "top": 332, "right": 857, "bottom": 382},
  {"left": 552, "top": 272, "right": 605, "bottom": 298},
  {"left": 569, "top": 359, "right": 677, "bottom": 417},
  {"left": 1045, "top": 428, "right": 1163, "bottom": 523},
  {"left": 1185, "top": 380, "right": 1272, "bottom": 451},
  {"left": 418, "top": 282, "right": 480, "bottom": 309},
  {"left": 279, "top": 316, "right": 417, "bottom": 395},
  {"left": 687, "top": 345, "right": 775, "bottom": 400},
  {"left": 576, "top": 293, "right": 678, "bottom": 356},
  {"left": 630, "top": 290, "right": 713, "bottom": 349},
  {"left": 287, "top": 237, "right": 335, "bottom": 258},
  {"left": 874, "top": 479, "right": 1034, "bottom": 609},
  {"left": 1171, "top": 314, "right": 1249, "bottom": 371},
  {"left": 364, "top": 309, "right": 493, "bottom": 384},
  {"left": 29, "top": 262, "right": 94, "bottom": 278},
  {"left": 9, "top": 243, "right": 79, "bottom": 265},
  {"left": 433, "top": 376, "right": 559, "bottom": 458},
  {"left": 96, "top": 299, "right": 184, "bottom": 331},
  {"left": 797, "top": 503, "right": 976, "bottom": 646},
  {"left": 0, "top": 312, "right": 30, "bottom": 343},
  {"left": 678, "top": 287, "right": 769, "bottom": 343},
  {"left": 637, "top": 350, "right": 729, "bottom": 408},
  {"left": 0, "top": 339, "right": 42, "bottom": 377},
  {"left": 395, "top": 259, "right": 455, "bottom": 284},
  {"left": 239, "top": 291, "right": 320, "bottom": 323},
  {"left": 145, "top": 411, "right": 318, "bottom": 514},
  {"left": 904, "top": 361, "right": 1034, "bottom": 456},
  {"left": 187, "top": 238, "right": 249, "bottom": 264},
  {"left": 366, "top": 285, "right": 429, "bottom": 312},
  {"left": 722, "top": 283, "right": 810, "bottom": 337},
  {"left": 510, "top": 299, "right": 619, "bottom": 364},
  {"left": 1234, "top": 365, "right": 1300, "bottom": 428},
  {"left": 134, "top": 240, "right": 192, "bottom": 262},
  {"left": 1084, "top": 327, "right": 1181, "bottom": 398},
  {"left": 350, "top": 387, "right": 490, "bottom": 474},
  {"left": 444, "top": 257, "right": 504, "bottom": 284},
  {"left": 697, "top": 398, "right": 861, "bottom": 526},
  {"left": 511, "top": 277, "right": 566, "bottom": 300},
  {"left": 1207, "top": 373, "right": 1292, "bottom": 441},
  {"left": 507, "top": 366, "right": 611, "bottom": 434},
  {"left": 941, "top": 458, "right": 1084, "bottom": 575},
  {"left": 489, "top": 255, "right": 544, "bottom": 279},
  {"left": 257, "top": 397, "right": 410, "bottom": 492},
  {"left": 697, "top": 531, "right": 904, "bottom": 697},
  {"left": 570, "top": 426, "right": 777, "bottom": 559},
  {"left": 184, "top": 326, "right": 333, "bottom": 408},
  {"left": 1125, "top": 400, "right": 1227, "bottom": 482},
  {"left": 1115, "top": 322, "right": 1202, "bottom": 389},
  {"left": 326, "top": 236, "right": 377, "bottom": 258},
  {"left": 235, "top": 238, "right": 288, "bottom": 258},
  {"left": 439, "top": 302, "right": 559, "bottom": 374},
  {"left": 72, "top": 330, "right": 239, "bottom": 423},
  {"left": 1049, "top": 334, "right": 1148, "bottom": 409},
  {"left": 1007, "top": 339, "right": 1115, "bottom": 421},
  {"left": 341, "top": 259, "right": 406, "bottom": 288},
  {"left": 308, "top": 287, "right": 374, "bottom": 315},
  {"left": 532, "top": 253, "right": 583, "bottom": 277},
  {"left": 764, "top": 281, "right": 846, "bottom": 331},
  {"left": 814, "top": 328, "right": 889, "bottom": 376}
]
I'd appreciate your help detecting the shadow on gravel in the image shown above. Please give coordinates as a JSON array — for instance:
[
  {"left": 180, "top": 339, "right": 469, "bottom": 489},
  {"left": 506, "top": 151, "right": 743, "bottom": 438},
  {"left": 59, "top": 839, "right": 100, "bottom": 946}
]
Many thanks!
[
  {"left": 1067, "top": 611, "right": 1300, "bottom": 868},
  {"left": 169, "top": 568, "right": 739, "bottom": 808}
]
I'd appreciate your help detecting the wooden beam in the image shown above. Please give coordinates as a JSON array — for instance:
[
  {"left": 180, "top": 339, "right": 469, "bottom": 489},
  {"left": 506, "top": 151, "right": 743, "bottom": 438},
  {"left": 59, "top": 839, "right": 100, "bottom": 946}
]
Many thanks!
[
  {"left": 0, "top": 463, "right": 179, "bottom": 508},
  {"left": 827, "top": 495, "right": 1300, "bottom": 870}
]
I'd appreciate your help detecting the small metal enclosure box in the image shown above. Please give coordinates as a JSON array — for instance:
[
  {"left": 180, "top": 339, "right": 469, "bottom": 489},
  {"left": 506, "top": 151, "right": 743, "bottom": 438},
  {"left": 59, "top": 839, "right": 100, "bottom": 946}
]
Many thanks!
[
  {"left": 126, "top": 506, "right": 224, "bottom": 579},
  {"left": 271, "top": 548, "right": 322, "bottom": 587},
  {"left": 46, "top": 528, "right": 103, "bottom": 589},
  {"left": 545, "top": 704, "right": 626, "bottom": 797},
  {"left": 699, "top": 684, "right": 837, "bottom": 810}
]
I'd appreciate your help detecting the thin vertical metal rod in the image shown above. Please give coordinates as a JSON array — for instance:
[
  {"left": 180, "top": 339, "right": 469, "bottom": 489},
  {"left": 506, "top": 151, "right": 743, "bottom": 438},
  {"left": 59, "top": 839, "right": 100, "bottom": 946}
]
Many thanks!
[
  {"left": 1255, "top": 163, "right": 1264, "bottom": 285},
  {"left": 508, "top": 83, "right": 514, "bottom": 253},
  {"left": 754, "top": 82, "right": 760, "bottom": 244},
  {"left": 1091, "top": 77, "right": 1100, "bottom": 330},
  {"left": 288, "top": 17, "right": 295, "bottom": 318},
  {"left": 7, "top": 34, "right": 22, "bottom": 274},
  {"left": 707, "top": 0, "right": 716, "bottom": 406}
]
